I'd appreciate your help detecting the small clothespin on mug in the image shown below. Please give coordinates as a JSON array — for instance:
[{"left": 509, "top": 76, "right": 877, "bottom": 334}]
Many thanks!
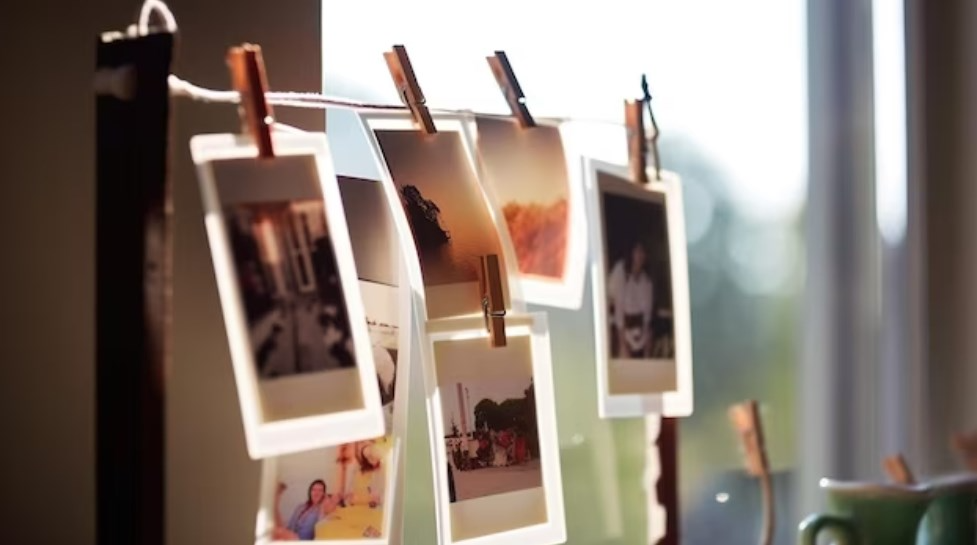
[
  {"left": 384, "top": 45, "right": 436, "bottom": 135},
  {"left": 729, "top": 400, "right": 774, "bottom": 545},
  {"left": 624, "top": 74, "right": 662, "bottom": 185},
  {"left": 227, "top": 43, "right": 275, "bottom": 159},
  {"left": 486, "top": 51, "right": 535, "bottom": 128},
  {"left": 951, "top": 430, "right": 977, "bottom": 471},
  {"left": 478, "top": 255, "right": 507, "bottom": 347},
  {"left": 882, "top": 453, "right": 916, "bottom": 485}
]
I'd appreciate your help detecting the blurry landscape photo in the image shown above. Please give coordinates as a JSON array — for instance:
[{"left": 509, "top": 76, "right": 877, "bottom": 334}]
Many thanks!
[
  {"left": 475, "top": 117, "right": 570, "bottom": 280},
  {"left": 224, "top": 200, "right": 355, "bottom": 379},
  {"left": 374, "top": 130, "right": 505, "bottom": 287},
  {"left": 599, "top": 173, "right": 675, "bottom": 364},
  {"left": 442, "top": 378, "right": 543, "bottom": 503}
]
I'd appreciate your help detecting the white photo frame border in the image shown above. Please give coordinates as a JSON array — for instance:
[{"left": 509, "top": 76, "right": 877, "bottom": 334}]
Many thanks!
[
  {"left": 426, "top": 313, "right": 566, "bottom": 545},
  {"left": 254, "top": 260, "right": 414, "bottom": 545},
  {"left": 465, "top": 117, "right": 588, "bottom": 310},
  {"left": 191, "top": 132, "right": 384, "bottom": 459},
  {"left": 584, "top": 157, "right": 694, "bottom": 418},
  {"left": 358, "top": 112, "right": 527, "bottom": 331}
]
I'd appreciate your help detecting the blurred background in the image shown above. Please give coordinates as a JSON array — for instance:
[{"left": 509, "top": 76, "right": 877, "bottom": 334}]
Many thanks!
[{"left": 1, "top": 0, "right": 975, "bottom": 544}]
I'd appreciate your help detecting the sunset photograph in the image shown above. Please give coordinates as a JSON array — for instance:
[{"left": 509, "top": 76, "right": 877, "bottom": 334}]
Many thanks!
[{"left": 374, "top": 130, "right": 506, "bottom": 289}]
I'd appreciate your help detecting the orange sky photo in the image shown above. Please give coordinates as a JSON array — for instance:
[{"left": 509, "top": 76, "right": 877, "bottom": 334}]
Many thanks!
[{"left": 475, "top": 117, "right": 570, "bottom": 279}]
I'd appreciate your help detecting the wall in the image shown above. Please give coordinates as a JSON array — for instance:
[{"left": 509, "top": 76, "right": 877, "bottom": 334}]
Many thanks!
[{"left": 0, "top": 1, "right": 321, "bottom": 544}]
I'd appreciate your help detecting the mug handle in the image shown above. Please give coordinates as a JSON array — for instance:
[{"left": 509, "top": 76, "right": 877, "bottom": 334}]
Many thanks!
[{"left": 798, "top": 513, "right": 858, "bottom": 545}]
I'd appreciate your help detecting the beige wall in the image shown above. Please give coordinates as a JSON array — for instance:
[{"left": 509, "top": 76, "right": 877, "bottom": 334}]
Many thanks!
[{"left": 0, "top": 1, "right": 321, "bottom": 544}]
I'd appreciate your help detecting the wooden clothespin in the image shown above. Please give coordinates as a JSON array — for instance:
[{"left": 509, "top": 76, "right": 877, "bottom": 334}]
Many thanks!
[
  {"left": 624, "top": 98, "right": 648, "bottom": 185},
  {"left": 227, "top": 43, "right": 275, "bottom": 159},
  {"left": 729, "top": 400, "right": 773, "bottom": 545},
  {"left": 951, "top": 430, "right": 977, "bottom": 471},
  {"left": 641, "top": 75, "right": 663, "bottom": 182},
  {"left": 384, "top": 45, "right": 436, "bottom": 135},
  {"left": 478, "top": 255, "right": 507, "bottom": 347},
  {"left": 625, "top": 75, "right": 663, "bottom": 185},
  {"left": 486, "top": 51, "right": 535, "bottom": 128},
  {"left": 882, "top": 453, "right": 916, "bottom": 484},
  {"left": 729, "top": 400, "right": 770, "bottom": 478}
]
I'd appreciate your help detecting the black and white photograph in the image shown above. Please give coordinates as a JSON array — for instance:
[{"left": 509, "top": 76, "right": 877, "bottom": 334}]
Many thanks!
[
  {"left": 224, "top": 199, "right": 356, "bottom": 379},
  {"left": 589, "top": 159, "right": 694, "bottom": 416},
  {"left": 600, "top": 173, "right": 675, "bottom": 364},
  {"left": 193, "top": 132, "right": 384, "bottom": 458}
]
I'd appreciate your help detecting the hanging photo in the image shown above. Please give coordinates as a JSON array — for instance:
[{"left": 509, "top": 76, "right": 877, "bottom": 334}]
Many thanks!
[
  {"left": 471, "top": 116, "right": 587, "bottom": 309},
  {"left": 191, "top": 133, "right": 384, "bottom": 459},
  {"left": 256, "top": 277, "right": 410, "bottom": 544},
  {"left": 255, "top": 174, "right": 412, "bottom": 545},
  {"left": 359, "top": 113, "right": 524, "bottom": 324},
  {"left": 426, "top": 314, "right": 565, "bottom": 545},
  {"left": 585, "top": 158, "right": 693, "bottom": 418}
]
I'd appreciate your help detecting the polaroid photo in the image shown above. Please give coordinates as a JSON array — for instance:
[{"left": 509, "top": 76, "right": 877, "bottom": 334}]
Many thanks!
[
  {"left": 255, "top": 272, "right": 411, "bottom": 545},
  {"left": 191, "top": 132, "right": 384, "bottom": 459},
  {"left": 584, "top": 158, "right": 693, "bottom": 418},
  {"left": 358, "top": 113, "right": 525, "bottom": 325},
  {"left": 469, "top": 116, "right": 588, "bottom": 310},
  {"left": 254, "top": 173, "right": 412, "bottom": 545},
  {"left": 422, "top": 313, "right": 565, "bottom": 545}
]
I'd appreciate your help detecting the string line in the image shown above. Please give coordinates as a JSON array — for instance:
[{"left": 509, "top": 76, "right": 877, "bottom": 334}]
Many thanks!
[
  {"left": 143, "top": 1, "right": 623, "bottom": 128},
  {"left": 138, "top": 0, "right": 178, "bottom": 35},
  {"left": 167, "top": 75, "right": 631, "bottom": 128}
]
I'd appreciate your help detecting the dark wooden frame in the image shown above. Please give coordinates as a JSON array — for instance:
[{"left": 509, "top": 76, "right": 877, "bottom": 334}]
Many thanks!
[{"left": 95, "top": 30, "right": 174, "bottom": 545}]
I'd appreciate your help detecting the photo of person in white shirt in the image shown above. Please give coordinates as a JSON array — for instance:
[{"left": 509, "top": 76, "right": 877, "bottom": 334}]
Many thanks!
[{"left": 607, "top": 239, "right": 655, "bottom": 359}]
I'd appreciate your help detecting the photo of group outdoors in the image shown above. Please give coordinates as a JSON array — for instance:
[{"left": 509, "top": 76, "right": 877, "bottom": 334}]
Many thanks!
[
  {"left": 441, "top": 378, "right": 543, "bottom": 503},
  {"left": 599, "top": 172, "right": 677, "bottom": 382},
  {"left": 224, "top": 199, "right": 356, "bottom": 380},
  {"left": 474, "top": 116, "right": 571, "bottom": 280},
  {"left": 373, "top": 129, "right": 507, "bottom": 318}
]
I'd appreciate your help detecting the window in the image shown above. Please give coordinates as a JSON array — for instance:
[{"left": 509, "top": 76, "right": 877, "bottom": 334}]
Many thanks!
[{"left": 323, "top": 2, "right": 806, "bottom": 542}]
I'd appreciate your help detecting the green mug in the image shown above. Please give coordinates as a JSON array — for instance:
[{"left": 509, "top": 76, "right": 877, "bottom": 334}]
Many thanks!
[
  {"left": 919, "top": 473, "right": 977, "bottom": 545},
  {"left": 799, "top": 479, "right": 932, "bottom": 545}
]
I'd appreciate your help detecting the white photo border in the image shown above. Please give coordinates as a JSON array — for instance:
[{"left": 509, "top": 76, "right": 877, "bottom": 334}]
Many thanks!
[
  {"left": 254, "top": 261, "right": 414, "bottom": 545},
  {"left": 191, "top": 132, "right": 384, "bottom": 459},
  {"left": 426, "top": 313, "right": 566, "bottom": 545},
  {"left": 465, "top": 117, "right": 588, "bottom": 310},
  {"left": 584, "top": 158, "right": 694, "bottom": 418}
]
